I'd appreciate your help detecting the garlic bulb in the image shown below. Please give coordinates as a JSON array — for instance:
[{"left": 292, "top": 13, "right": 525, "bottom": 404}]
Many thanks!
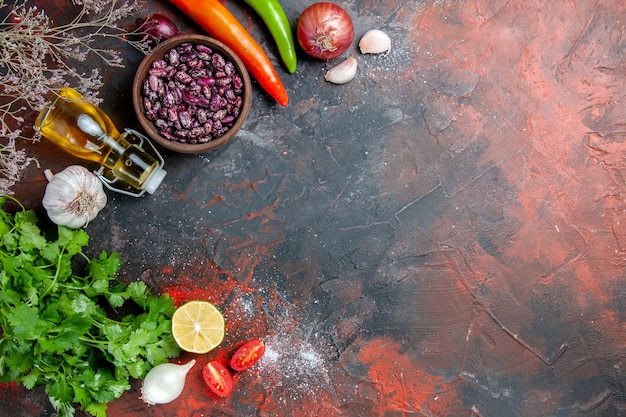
[
  {"left": 324, "top": 57, "right": 358, "bottom": 84},
  {"left": 42, "top": 165, "right": 107, "bottom": 228},
  {"left": 359, "top": 29, "right": 392, "bottom": 54}
]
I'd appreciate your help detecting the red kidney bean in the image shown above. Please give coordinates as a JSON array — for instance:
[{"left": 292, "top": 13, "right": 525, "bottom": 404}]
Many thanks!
[
  {"left": 142, "top": 42, "right": 245, "bottom": 143},
  {"left": 197, "top": 77, "right": 215, "bottom": 87},
  {"left": 181, "top": 91, "right": 200, "bottom": 106},
  {"left": 175, "top": 129, "right": 189, "bottom": 140},
  {"left": 197, "top": 52, "right": 210, "bottom": 61},
  {"left": 224, "top": 62, "right": 235, "bottom": 76},
  {"left": 149, "top": 66, "right": 168, "bottom": 77},
  {"left": 232, "top": 75, "right": 244, "bottom": 91},
  {"left": 211, "top": 53, "right": 225, "bottom": 69},
  {"left": 223, "top": 89, "right": 234, "bottom": 103},
  {"left": 188, "top": 83, "right": 202, "bottom": 96},
  {"left": 187, "top": 60, "right": 203, "bottom": 69},
  {"left": 216, "top": 76, "right": 232, "bottom": 87},
  {"left": 179, "top": 43, "right": 193, "bottom": 54},
  {"left": 196, "top": 44, "right": 212, "bottom": 54},
  {"left": 195, "top": 126, "right": 207, "bottom": 136},
  {"left": 162, "top": 91, "right": 176, "bottom": 107},
  {"left": 155, "top": 119, "right": 168, "bottom": 130},
  {"left": 160, "top": 131, "right": 177, "bottom": 141},
  {"left": 197, "top": 109, "right": 208, "bottom": 124},
  {"left": 213, "top": 109, "right": 227, "bottom": 120},
  {"left": 147, "top": 75, "right": 158, "bottom": 91},
  {"left": 190, "top": 68, "right": 209, "bottom": 79},
  {"left": 180, "top": 52, "right": 196, "bottom": 62},
  {"left": 201, "top": 85, "right": 212, "bottom": 101},
  {"left": 167, "top": 49, "right": 179, "bottom": 66},
  {"left": 153, "top": 59, "right": 167, "bottom": 69},
  {"left": 167, "top": 107, "right": 179, "bottom": 123},
  {"left": 204, "top": 119, "right": 213, "bottom": 131},
  {"left": 175, "top": 71, "right": 193, "bottom": 84},
  {"left": 179, "top": 111, "right": 192, "bottom": 129}
]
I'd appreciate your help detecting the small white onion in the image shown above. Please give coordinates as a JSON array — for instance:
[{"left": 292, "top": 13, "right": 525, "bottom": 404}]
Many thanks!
[
  {"left": 324, "top": 57, "right": 358, "bottom": 84},
  {"left": 359, "top": 29, "right": 392, "bottom": 55},
  {"left": 140, "top": 359, "right": 196, "bottom": 405}
]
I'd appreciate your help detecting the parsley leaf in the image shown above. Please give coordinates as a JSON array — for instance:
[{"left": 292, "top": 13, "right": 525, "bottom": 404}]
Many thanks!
[
  {"left": 17, "top": 220, "right": 47, "bottom": 252},
  {"left": 7, "top": 303, "right": 50, "bottom": 339}
]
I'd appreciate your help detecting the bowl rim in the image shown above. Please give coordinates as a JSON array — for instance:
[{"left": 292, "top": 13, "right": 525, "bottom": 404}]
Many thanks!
[{"left": 132, "top": 34, "right": 252, "bottom": 154}]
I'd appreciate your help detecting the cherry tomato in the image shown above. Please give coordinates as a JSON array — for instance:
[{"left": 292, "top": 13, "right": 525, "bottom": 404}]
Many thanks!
[
  {"left": 230, "top": 338, "right": 265, "bottom": 371},
  {"left": 202, "top": 360, "right": 233, "bottom": 398}
]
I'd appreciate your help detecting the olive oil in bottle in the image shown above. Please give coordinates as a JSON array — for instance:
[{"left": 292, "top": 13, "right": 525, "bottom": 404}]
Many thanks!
[{"left": 35, "top": 87, "right": 166, "bottom": 194}]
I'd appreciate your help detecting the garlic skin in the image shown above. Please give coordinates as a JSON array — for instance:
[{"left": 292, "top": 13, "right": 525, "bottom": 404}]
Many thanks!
[
  {"left": 359, "top": 29, "right": 391, "bottom": 54},
  {"left": 42, "top": 165, "right": 107, "bottom": 229},
  {"left": 324, "top": 57, "right": 358, "bottom": 84}
]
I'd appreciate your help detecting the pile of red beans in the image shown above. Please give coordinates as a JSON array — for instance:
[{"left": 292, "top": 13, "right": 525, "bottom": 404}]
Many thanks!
[{"left": 141, "top": 42, "right": 245, "bottom": 144}]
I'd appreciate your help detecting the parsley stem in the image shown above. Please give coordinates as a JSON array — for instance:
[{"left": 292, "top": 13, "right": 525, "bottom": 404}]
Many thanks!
[
  {"left": 78, "top": 336, "right": 109, "bottom": 346},
  {"left": 39, "top": 252, "right": 65, "bottom": 298},
  {"left": 0, "top": 195, "right": 24, "bottom": 211}
]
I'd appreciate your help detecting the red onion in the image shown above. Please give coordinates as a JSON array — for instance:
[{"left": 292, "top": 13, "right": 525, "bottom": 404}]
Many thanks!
[
  {"left": 297, "top": 2, "right": 354, "bottom": 60},
  {"left": 136, "top": 14, "right": 180, "bottom": 46}
]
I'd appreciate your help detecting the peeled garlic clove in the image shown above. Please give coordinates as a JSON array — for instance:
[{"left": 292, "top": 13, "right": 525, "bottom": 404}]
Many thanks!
[
  {"left": 359, "top": 29, "right": 391, "bottom": 54},
  {"left": 324, "top": 57, "right": 358, "bottom": 84}
]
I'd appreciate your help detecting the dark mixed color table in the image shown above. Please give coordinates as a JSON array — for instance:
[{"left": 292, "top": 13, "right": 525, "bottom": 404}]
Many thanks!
[{"left": 3, "top": 0, "right": 625, "bottom": 416}]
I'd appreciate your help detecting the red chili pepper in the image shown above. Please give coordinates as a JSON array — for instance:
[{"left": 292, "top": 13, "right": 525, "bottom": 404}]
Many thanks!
[{"left": 166, "top": 0, "right": 289, "bottom": 106}]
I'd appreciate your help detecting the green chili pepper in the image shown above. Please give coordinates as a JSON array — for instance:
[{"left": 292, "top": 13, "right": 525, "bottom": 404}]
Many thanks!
[{"left": 243, "top": 0, "right": 297, "bottom": 73}]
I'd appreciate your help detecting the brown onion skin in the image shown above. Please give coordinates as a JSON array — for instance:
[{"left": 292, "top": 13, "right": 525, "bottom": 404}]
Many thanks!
[{"left": 297, "top": 2, "right": 354, "bottom": 60}]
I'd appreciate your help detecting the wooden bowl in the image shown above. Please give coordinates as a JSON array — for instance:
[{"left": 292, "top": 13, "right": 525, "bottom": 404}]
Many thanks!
[{"left": 133, "top": 35, "right": 251, "bottom": 153}]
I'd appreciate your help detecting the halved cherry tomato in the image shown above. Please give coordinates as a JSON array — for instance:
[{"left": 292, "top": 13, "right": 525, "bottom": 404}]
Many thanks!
[
  {"left": 230, "top": 338, "right": 265, "bottom": 371},
  {"left": 202, "top": 360, "right": 233, "bottom": 398}
]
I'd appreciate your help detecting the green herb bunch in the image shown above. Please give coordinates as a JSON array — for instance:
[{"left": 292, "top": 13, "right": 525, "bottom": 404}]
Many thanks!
[{"left": 0, "top": 198, "right": 181, "bottom": 417}]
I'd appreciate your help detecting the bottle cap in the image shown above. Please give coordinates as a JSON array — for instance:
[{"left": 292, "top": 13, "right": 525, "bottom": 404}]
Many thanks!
[{"left": 143, "top": 166, "right": 167, "bottom": 194}]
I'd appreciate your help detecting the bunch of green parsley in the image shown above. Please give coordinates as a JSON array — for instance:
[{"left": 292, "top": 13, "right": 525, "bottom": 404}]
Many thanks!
[{"left": 0, "top": 198, "right": 181, "bottom": 417}]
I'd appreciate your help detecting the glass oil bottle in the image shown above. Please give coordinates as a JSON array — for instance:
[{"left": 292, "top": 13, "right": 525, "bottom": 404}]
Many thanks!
[{"left": 35, "top": 87, "right": 166, "bottom": 196}]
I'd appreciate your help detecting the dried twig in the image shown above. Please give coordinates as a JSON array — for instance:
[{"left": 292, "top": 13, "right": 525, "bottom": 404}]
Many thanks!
[{"left": 0, "top": 0, "right": 151, "bottom": 195}]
